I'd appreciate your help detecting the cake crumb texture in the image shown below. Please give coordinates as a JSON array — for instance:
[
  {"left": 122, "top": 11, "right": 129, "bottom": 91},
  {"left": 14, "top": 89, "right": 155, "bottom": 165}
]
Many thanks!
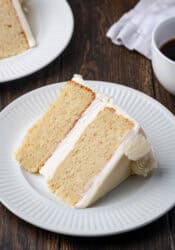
[
  {"left": 48, "top": 107, "right": 134, "bottom": 206},
  {"left": 0, "top": 0, "right": 29, "bottom": 58},
  {"left": 16, "top": 81, "right": 95, "bottom": 173}
]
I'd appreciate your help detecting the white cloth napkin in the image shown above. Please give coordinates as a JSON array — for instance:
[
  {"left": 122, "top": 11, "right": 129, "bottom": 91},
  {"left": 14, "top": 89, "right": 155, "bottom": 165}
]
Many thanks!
[{"left": 106, "top": 0, "right": 175, "bottom": 59}]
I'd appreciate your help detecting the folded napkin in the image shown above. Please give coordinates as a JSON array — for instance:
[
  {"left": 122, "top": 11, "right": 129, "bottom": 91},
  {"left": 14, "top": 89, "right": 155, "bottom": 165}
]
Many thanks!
[{"left": 106, "top": 0, "right": 175, "bottom": 59}]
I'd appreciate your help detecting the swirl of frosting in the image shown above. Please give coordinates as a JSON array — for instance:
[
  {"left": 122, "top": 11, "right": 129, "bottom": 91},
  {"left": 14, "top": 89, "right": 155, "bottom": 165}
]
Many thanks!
[
  {"left": 124, "top": 133, "right": 151, "bottom": 161},
  {"left": 124, "top": 133, "right": 157, "bottom": 176},
  {"left": 130, "top": 153, "right": 157, "bottom": 177}
]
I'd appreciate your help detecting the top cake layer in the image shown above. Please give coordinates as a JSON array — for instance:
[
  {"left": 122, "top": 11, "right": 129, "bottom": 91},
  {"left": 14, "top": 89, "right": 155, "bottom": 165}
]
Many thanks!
[{"left": 15, "top": 80, "right": 96, "bottom": 172}]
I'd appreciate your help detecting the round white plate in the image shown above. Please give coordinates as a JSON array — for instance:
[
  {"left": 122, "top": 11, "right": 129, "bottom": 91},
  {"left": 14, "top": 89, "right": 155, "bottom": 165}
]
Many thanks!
[
  {"left": 0, "top": 0, "right": 74, "bottom": 82},
  {"left": 0, "top": 81, "right": 175, "bottom": 236}
]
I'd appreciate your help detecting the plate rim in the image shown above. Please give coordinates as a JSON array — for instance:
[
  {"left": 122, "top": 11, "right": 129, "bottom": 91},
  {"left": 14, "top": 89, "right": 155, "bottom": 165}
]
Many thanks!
[
  {"left": 0, "top": 80, "right": 175, "bottom": 236},
  {"left": 1, "top": 196, "right": 174, "bottom": 237},
  {"left": 0, "top": 0, "right": 74, "bottom": 83}
]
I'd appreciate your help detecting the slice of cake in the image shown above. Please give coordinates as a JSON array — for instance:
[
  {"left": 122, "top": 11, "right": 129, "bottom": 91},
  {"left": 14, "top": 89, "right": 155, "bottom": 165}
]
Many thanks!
[
  {"left": 39, "top": 75, "right": 157, "bottom": 208},
  {"left": 16, "top": 78, "right": 96, "bottom": 173},
  {"left": 0, "top": 0, "right": 36, "bottom": 58},
  {"left": 16, "top": 74, "right": 157, "bottom": 207}
]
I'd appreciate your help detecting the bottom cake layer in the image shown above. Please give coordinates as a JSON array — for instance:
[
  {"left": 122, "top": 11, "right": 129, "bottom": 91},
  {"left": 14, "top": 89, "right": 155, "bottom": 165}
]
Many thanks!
[{"left": 48, "top": 107, "right": 134, "bottom": 206}]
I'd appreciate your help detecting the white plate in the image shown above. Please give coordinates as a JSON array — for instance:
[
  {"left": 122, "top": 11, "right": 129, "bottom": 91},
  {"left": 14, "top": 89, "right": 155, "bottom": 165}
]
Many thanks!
[
  {"left": 0, "top": 0, "right": 74, "bottom": 82},
  {"left": 0, "top": 81, "right": 175, "bottom": 236}
]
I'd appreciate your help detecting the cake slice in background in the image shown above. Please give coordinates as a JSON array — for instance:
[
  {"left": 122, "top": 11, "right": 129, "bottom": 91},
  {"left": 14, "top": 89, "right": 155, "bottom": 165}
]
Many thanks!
[
  {"left": 0, "top": 0, "right": 36, "bottom": 58},
  {"left": 40, "top": 75, "right": 157, "bottom": 208},
  {"left": 15, "top": 79, "right": 96, "bottom": 173}
]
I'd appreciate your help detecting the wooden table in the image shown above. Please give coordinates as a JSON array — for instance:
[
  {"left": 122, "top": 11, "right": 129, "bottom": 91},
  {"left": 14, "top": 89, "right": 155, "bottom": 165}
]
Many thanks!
[{"left": 0, "top": 1, "right": 175, "bottom": 249}]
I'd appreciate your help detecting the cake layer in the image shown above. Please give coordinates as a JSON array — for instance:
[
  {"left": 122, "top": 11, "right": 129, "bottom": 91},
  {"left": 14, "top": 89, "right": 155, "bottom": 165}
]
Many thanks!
[
  {"left": 16, "top": 81, "right": 96, "bottom": 173},
  {"left": 48, "top": 107, "right": 134, "bottom": 206},
  {"left": 0, "top": 0, "right": 35, "bottom": 58}
]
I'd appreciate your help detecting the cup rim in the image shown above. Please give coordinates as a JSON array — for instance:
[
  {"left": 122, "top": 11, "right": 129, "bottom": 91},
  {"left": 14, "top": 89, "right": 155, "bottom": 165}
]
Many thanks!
[{"left": 152, "top": 16, "right": 175, "bottom": 65}]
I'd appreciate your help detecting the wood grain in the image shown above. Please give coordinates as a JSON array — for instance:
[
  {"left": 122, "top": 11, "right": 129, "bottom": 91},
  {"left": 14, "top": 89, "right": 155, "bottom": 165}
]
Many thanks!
[{"left": 0, "top": 1, "right": 174, "bottom": 249}]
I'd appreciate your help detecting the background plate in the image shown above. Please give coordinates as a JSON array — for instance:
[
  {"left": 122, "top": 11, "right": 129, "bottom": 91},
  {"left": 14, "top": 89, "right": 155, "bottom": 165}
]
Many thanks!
[
  {"left": 0, "top": 81, "right": 175, "bottom": 236},
  {"left": 0, "top": 0, "right": 74, "bottom": 82}
]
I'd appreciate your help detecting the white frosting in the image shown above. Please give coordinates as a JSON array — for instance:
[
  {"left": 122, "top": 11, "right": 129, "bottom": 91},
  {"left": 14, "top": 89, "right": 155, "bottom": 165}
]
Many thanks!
[
  {"left": 72, "top": 74, "right": 85, "bottom": 85},
  {"left": 40, "top": 74, "right": 157, "bottom": 208},
  {"left": 124, "top": 133, "right": 157, "bottom": 177},
  {"left": 124, "top": 133, "right": 151, "bottom": 161},
  {"left": 12, "top": 0, "right": 36, "bottom": 47},
  {"left": 130, "top": 150, "right": 157, "bottom": 177}
]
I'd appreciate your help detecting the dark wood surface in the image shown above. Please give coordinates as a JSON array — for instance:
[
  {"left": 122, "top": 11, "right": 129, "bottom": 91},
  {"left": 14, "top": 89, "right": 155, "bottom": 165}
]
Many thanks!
[{"left": 0, "top": 1, "right": 175, "bottom": 249}]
